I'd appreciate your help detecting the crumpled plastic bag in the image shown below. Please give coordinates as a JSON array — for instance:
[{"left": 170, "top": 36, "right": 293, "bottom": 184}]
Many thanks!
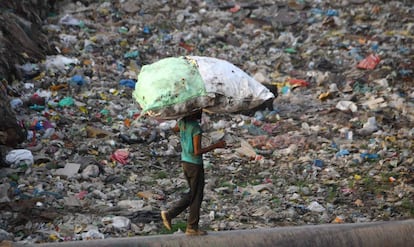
[
  {"left": 357, "top": 54, "right": 380, "bottom": 70},
  {"left": 45, "top": 55, "right": 79, "bottom": 73},
  {"left": 5, "top": 149, "right": 34, "bottom": 168},
  {"left": 111, "top": 149, "right": 129, "bottom": 165},
  {"left": 336, "top": 100, "right": 358, "bottom": 112},
  {"left": 59, "top": 14, "right": 83, "bottom": 26}
]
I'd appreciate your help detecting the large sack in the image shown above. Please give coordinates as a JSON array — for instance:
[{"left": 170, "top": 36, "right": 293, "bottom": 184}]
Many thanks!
[{"left": 133, "top": 56, "right": 275, "bottom": 119}]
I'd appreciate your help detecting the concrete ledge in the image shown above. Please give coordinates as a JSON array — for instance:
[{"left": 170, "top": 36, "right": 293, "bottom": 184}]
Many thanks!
[{"left": 17, "top": 219, "right": 414, "bottom": 247}]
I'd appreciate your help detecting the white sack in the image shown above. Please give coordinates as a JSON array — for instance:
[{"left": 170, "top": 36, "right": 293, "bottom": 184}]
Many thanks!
[{"left": 188, "top": 56, "right": 275, "bottom": 113}]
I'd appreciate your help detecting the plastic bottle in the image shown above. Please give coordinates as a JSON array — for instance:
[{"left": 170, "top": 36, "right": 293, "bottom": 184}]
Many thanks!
[{"left": 42, "top": 128, "right": 55, "bottom": 139}]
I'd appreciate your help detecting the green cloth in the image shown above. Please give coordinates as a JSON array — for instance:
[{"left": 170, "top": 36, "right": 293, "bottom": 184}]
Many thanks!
[
  {"left": 178, "top": 119, "right": 203, "bottom": 165},
  {"left": 133, "top": 56, "right": 207, "bottom": 115}
]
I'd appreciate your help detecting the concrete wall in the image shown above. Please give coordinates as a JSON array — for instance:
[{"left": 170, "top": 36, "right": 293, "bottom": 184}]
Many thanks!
[{"left": 23, "top": 219, "right": 414, "bottom": 247}]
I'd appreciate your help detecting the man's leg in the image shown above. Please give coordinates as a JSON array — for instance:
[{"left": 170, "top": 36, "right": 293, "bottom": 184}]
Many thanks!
[
  {"left": 185, "top": 162, "right": 204, "bottom": 230},
  {"left": 166, "top": 162, "right": 193, "bottom": 219}
]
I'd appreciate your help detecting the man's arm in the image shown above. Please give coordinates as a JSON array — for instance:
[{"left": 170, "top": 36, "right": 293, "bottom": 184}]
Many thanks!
[
  {"left": 172, "top": 123, "right": 179, "bottom": 133},
  {"left": 193, "top": 134, "right": 226, "bottom": 156}
]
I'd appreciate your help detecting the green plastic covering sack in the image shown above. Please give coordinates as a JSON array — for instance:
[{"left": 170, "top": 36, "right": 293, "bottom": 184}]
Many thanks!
[{"left": 133, "top": 57, "right": 212, "bottom": 119}]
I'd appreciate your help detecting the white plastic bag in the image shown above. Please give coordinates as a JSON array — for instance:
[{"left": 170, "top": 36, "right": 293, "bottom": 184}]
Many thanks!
[
  {"left": 45, "top": 55, "right": 79, "bottom": 73},
  {"left": 5, "top": 149, "right": 34, "bottom": 168},
  {"left": 188, "top": 56, "right": 275, "bottom": 113}
]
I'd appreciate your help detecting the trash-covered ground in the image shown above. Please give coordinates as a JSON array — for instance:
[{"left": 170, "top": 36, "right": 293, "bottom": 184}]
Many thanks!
[{"left": 1, "top": 0, "right": 413, "bottom": 244}]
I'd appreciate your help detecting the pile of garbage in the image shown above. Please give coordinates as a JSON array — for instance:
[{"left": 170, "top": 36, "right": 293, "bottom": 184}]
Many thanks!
[{"left": 1, "top": 0, "right": 413, "bottom": 244}]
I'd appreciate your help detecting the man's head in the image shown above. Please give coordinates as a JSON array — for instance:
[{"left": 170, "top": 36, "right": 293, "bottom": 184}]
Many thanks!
[{"left": 184, "top": 109, "right": 202, "bottom": 121}]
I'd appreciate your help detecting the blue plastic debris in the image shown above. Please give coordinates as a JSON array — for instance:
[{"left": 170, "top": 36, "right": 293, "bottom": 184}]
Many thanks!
[
  {"left": 336, "top": 149, "right": 350, "bottom": 157},
  {"left": 70, "top": 75, "right": 85, "bottom": 86},
  {"left": 360, "top": 153, "right": 380, "bottom": 160},
  {"left": 119, "top": 79, "right": 136, "bottom": 89},
  {"left": 313, "top": 159, "right": 324, "bottom": 168}
]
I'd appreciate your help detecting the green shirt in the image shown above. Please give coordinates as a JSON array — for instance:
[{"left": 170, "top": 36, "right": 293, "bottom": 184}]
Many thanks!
[{"left": 178, "top": 119, "right": 203, "bottom": 165}]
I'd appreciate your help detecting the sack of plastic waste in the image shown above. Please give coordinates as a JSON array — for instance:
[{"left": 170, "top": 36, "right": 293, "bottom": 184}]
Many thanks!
[{"left": 133, "top": 56, "right": 274, "bottom": 119}]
